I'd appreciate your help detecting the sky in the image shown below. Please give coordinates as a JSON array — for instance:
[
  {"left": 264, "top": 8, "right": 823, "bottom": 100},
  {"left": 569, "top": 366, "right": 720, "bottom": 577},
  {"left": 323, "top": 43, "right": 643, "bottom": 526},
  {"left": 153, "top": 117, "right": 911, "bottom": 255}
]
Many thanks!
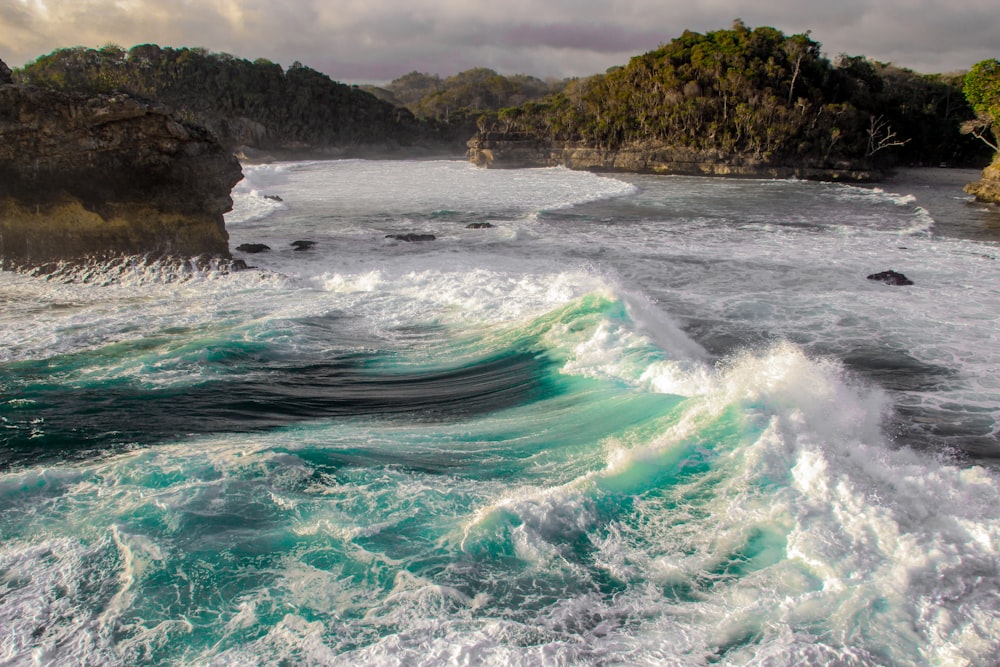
[{"left": 1, "top": 0, "right": 997, "bottom": 84}]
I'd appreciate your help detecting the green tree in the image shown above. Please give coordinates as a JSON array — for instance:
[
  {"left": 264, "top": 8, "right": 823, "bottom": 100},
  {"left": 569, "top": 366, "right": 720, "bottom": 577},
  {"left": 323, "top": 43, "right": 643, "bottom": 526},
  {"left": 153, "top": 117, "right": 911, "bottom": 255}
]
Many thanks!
[
  {"left": 475, "top": 23, "right": 985, "bottom": 169},
  {"left": 963, "top": 59, "right": 1000, "bottom": 151},
  {"left": 15, "top": 45, "right": 428, "bottom": 151}
]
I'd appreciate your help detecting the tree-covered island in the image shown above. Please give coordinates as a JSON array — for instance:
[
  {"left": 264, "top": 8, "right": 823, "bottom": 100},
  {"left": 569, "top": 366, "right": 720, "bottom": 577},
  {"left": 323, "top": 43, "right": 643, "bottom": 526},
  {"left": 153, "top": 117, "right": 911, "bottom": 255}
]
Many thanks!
[{"left": 469, "top": 21, "right": 990, "bottom": 180}]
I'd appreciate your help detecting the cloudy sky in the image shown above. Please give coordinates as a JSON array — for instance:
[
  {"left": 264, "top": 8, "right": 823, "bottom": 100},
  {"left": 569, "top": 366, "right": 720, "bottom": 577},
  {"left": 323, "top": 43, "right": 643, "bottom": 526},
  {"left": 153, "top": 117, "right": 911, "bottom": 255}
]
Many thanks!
[{"left": 1, "top": 0, "right": 996, "bottom": 83}]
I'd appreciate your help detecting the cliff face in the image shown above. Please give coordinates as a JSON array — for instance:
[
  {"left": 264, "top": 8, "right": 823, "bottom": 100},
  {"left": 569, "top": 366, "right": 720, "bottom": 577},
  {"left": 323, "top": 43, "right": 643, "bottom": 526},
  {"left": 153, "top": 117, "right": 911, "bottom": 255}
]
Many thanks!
[
  {"left": 964, "top": 157, "right": 1000, "bottom": 204},
  {"left": 0, "top": 62, "right": 243, "bottom": 270},
  {"left": 468, "top": 136, "right": 878, "bottom": 182}
]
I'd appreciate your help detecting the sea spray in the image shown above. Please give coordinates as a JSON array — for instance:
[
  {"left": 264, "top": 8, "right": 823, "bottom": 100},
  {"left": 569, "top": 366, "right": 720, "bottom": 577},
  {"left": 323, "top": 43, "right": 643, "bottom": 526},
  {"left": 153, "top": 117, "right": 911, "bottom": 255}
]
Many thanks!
[{"left": 1, "top": 160, "right": 998, "bottom": 665}]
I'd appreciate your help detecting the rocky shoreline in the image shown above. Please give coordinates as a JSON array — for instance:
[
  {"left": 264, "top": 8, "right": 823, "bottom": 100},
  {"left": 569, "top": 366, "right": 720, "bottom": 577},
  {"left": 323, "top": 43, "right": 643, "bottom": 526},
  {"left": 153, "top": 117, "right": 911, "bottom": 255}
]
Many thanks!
[
  {"left": 964, "top": 158, "right": 1000, "bottom": 204},
  {"left": 0, "top": 58, "right": 242, "bottom": 271},
  {"left": 467, "top": 135, "right": 880, "bottom": 182}
]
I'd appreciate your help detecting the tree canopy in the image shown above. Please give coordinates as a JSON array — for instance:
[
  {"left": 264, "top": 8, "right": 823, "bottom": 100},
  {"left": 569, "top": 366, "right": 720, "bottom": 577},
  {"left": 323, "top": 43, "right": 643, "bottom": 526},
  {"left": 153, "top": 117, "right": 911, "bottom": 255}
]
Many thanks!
[
  {"left": 484, "top": 22, "right": 987, "bottom": 168},
  {"left": 963, "top": 59, "right": 1000, "bottom": 151},
  {"left": 15, "top": 45, "right": 425, "bottom": 151}
]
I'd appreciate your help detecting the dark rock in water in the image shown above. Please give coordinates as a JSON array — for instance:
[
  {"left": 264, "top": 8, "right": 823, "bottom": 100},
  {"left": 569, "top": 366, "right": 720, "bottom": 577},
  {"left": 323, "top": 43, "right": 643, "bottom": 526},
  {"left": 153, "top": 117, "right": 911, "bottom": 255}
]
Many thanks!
[
  {"left": 466, "top": 222, "right": 494, "bottom": 229},
  {"left": 0, "top": 72, "right": 242, "bottom": 270},
  {"left": 0, "top": 59, "right": 11, "bottom": 85},
  {"left": 236, "top": 243, "right": 271, "bottom": 253},
  {"left": 867, "top": 270, "right": 914, "bottom": 286},
  {"left": 264, "top": 194, "right": 283, "bottom": 201},
  {"left": 386, "top": 233, "right": 436, "bottom": 242},
  {"left": 290, "top": 240, "right": 316, "bottom": 250}
]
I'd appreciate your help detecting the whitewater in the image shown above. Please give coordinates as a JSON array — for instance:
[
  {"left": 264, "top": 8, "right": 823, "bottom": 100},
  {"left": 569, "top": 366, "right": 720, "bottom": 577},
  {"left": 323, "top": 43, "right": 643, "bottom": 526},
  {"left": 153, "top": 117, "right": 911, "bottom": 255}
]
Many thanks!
[{"left": 0, "top": 159, "right": 998, "bottom": 665}]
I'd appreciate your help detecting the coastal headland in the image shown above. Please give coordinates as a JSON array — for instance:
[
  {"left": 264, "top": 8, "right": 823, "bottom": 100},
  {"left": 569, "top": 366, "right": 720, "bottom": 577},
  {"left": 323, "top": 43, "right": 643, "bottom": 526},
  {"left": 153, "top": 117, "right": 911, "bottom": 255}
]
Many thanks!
[
  {"left": 467, "top": 136, "right": 878, "bottom": 181},
  {"left": 0, "top": 57, "right": 242, "bottom": 270}
]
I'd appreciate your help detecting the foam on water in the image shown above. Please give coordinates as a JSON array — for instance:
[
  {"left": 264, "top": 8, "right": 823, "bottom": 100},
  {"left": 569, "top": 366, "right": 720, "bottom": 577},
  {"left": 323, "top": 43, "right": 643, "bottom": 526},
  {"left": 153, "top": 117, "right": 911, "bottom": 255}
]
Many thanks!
[
  {"left": 6, "top": 333, "right": 996, "bottom": 665},
  {"left": 228, "top": 160, "right": 637, "bottom": 227},
  {"left": 2, "top": 159, "right": 999, "bottom": 665}
]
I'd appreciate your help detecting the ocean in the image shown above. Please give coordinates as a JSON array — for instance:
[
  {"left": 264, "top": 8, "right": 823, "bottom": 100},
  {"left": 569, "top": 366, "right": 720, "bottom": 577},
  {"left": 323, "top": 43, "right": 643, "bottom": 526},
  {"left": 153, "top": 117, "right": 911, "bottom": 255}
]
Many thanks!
[{"left": 1, "top": 159, "right": 998, "bottom": 665}]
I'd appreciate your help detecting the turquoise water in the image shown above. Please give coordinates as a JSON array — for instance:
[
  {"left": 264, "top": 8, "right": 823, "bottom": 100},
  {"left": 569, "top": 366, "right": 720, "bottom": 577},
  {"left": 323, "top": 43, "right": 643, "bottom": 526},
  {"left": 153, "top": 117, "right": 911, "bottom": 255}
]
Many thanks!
[{"left": 1, "top": 161, "right": 999, "bottom": 665}]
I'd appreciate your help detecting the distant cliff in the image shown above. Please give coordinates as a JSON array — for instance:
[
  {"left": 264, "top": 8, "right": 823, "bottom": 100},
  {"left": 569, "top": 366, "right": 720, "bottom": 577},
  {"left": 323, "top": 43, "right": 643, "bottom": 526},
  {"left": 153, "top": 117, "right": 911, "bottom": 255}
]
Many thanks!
[{"left": 0, "top": 59, "right": 243, "bottom": 269}]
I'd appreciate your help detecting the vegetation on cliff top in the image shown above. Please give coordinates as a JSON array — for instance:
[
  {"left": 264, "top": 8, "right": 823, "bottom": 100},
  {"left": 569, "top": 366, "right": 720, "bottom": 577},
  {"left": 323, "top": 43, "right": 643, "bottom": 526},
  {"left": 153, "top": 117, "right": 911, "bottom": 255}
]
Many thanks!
[
  {"left": 961, "top": 59, "right": 1000, "bottom": 203},
  {"left": 362, "top": 68, "right": 562, "bottom": 144},
  {"left": 963, "top": 59, "right": 1000, "bottom": 153},
  {"left": 480, "top": 21, "right": 988, "bottom": 170},
  {"left": 15, "top": 44, "right": 428, "bottom": 153},
  {"left": 11, "top": 27, "right": 993, "bottom": 170}
]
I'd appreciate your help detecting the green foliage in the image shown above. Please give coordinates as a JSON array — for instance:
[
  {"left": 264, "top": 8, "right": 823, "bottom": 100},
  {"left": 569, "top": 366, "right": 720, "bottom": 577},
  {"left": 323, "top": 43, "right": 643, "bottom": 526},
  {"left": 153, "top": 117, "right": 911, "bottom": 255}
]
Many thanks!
[
  {"left": 963, "top": 59, "right": 1000, "bottom": 151},
  {"left": 377, "top": 67, "right": 561, "bottom": 128},
  {"left": 383, "top": 71, "right": 444, "bottom": 107},
  {"left": 16, "top": 44, "right": 425, "bottom": 150},
  {"left": 367, "top": 67, "right": 563, "bottom": 145},
  {"left": 479, "top": 23, "right": 987, "bottom": 168},
  {"left": 964, "top": 59, "right": 1000, "bottom": 120}
]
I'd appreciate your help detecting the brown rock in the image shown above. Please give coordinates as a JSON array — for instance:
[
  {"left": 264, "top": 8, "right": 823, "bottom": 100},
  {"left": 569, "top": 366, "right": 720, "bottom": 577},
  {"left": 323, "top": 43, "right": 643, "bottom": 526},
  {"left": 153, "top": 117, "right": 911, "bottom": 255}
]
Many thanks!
[
  {"left": 0, "top": 81, "right": 242, "bottom": 269},
  {"left": 468, "top": 135, "right": 878, "bottom": 182},
  {"left": 964, "top": 157, "right": 1000, "bottom": 204}
]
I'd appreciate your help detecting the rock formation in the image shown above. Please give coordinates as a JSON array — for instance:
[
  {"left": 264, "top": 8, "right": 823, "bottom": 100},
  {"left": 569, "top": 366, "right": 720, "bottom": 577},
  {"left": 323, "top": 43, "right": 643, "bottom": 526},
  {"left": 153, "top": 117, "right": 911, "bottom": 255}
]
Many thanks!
[
  {"left": 964, "top": 158, "right": 1000, "bottom": 204},
  {"left": 236, "top": 243, "right": 271, "bottom": 254},
  {"left": 0, "top": 59, "right": 243, "bottom": 270},
  {"left": 386, "top": 233, "right": 436, "bottom": 242},
  {"left": 867, "top": 270, "right": 914, "bottom": 286},
  {"left": 468, "top": 136, "right": 878, "bottom": 182}
]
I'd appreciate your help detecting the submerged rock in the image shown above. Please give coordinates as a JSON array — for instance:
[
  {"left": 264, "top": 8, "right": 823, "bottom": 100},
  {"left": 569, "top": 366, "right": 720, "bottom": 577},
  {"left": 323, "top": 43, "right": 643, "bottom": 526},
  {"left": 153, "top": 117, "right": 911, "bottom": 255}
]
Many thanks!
[
  {"left": 264, "top": 194, "right": 283, "bottom": 201},
  {"left": 466, "top": 222, "right": 494, "bottom": 229},
  {"left": 236, "top": 243, "right": 271, "bottom": 253},
  {"left": 867, "top": 270, "right": 914, "bottom": 286},
  {"left": 386, "top": 233, "right": 436, "bottom": 242},
  {"left": 290, "top": 240, "right": 316, "bottom": 250},
  {"left": 0, "top": 60, "right": 243, "bottom": 270}
]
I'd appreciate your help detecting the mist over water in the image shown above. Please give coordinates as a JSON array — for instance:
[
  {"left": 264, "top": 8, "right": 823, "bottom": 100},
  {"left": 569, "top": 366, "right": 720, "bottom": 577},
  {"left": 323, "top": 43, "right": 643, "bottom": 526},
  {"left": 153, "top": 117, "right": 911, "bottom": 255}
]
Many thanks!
[{"left": 1, "top": 160, "right": 998, "bottom": 665}]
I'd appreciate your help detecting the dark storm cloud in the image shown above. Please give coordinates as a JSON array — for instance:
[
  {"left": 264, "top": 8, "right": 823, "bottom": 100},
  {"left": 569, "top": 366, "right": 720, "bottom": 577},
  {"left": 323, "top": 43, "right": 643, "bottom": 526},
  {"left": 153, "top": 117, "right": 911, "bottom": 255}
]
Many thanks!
[
  {"left": 487, "top": 22, "right": 666, "bottom": 53},
  {"left": 1, "top": 0, "right": 997, "bottom": 82}
]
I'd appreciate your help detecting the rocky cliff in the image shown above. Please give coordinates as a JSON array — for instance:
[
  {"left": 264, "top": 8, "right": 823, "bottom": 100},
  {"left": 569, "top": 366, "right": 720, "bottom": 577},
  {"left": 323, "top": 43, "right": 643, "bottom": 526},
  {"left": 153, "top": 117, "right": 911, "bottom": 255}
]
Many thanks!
[
  {"left": 468, "top": 136, "right": 878, "bottom": 182},
  {"left": 0, "top": 59, "right": 243, "bottom": 270},
  {"left": 964, "top": 157, "right": 1000, "bottom": 204}
]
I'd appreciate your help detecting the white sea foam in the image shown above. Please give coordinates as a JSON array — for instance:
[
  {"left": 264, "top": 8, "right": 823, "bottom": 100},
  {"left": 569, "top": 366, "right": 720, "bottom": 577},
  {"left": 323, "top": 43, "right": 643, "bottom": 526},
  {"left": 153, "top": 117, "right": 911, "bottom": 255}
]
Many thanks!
[
  {"left": 2, "top": 159, "right": 998, "bottom": 666},
  {"left": 232, "top": 159, "right": 635, "bottom": 224}
]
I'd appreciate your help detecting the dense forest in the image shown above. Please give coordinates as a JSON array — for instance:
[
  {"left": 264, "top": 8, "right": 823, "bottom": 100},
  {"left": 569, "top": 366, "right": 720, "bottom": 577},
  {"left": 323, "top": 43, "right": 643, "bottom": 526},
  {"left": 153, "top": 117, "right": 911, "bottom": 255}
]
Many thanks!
[
  {"left": 14, "top": 44, "right": 431, "bottom": 154},
  {"left": 13, "top": 45, "right": 561, "bottom": 154},
  {"left": 10, "top": 26, "right": 995, "bottom": 172},
  {"left": 479, "top": 21, "right": 990, "bottom": 170}
]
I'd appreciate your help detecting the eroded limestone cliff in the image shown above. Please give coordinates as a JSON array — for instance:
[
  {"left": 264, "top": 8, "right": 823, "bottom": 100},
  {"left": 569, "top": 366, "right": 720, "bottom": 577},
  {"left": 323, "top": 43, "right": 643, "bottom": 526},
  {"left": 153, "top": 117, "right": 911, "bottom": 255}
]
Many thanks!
[
  {"left": 468, "top": 136, "right": 878, "bottom": 182},
  {"left": 0, "top": 59, "right": 243, "bottom": 269},
  {"left": 964, "top": 158, "right": 1000, "bottom": 204}
]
